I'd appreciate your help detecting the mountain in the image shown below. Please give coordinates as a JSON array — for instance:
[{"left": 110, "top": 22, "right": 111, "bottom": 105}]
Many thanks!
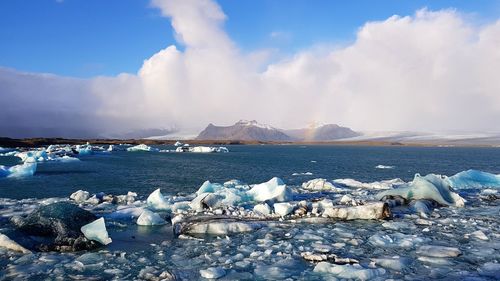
[
  {"left": 284, "top": 124, "right": 361, "bottom": 141},
  {"left": 196, "top": 120, "right": 292, "bottom": 141}
]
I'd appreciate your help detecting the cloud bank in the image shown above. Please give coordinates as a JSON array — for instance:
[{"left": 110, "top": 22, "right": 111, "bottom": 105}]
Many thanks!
[{"left": 1, "top": 0, "right": 500, "bottom": 138}]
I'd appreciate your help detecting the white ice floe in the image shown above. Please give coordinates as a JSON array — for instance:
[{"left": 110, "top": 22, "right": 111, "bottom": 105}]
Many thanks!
[
  {"left": 175, "top": 146, "right": 229, "bottom": 153},
  {"left": 333, "top": 178, "right": 404, "bottom": 190},
  {"left": 70, "top": 190, "right": 90, "bottom": 203},
  {"left": 248, "top": 177, "right": 293, "bottom": 202},
  {"left": 146, "top": 189, "right": 171, "bottom": 210},
  {"left": 302, "top": 178, "right": 338, "bottom": 191},
  {"left": 273, "top": 202, "right": 295, "bottom": 217},
  {"left": 292, "top": 172, "right": 313, "bottom": 176},
  {"left": 174, "top": 141, "right": 183, "bottom": 147},
  {"left": 127, "top": 144, "right": 158, "bottom": 152},
  {"left": 178, "top": 220, "right": 262, "bottom": 235},
  {"left": 376, "top": 173, "right": 465, "bottom": 207},
  {"left": 107, "top": 145, "right": 115, "bottom": 152},
  {"left": 0, "top": 157, "right": 37, "bottom": 178},
  {"left": 416, "top": 245, "right": 461, "bottom": 257},
  {"left": 137, "top": 210, "right": 167, "bottom": 226},
  {"left": 253, "top": 203, "right": 272, "bottom": 216},
  {"left": 80, "top": 217, "right": 112, "bottom": 245},
  {"left": 0, "top": 233, "right": 31, "bottom": 254},
  {"left": 199, "top": 267, "right": 226, "bottom": 279},
  {"left": 375, "top": 165, "right": 395, "bottom": 169},
  {"left": 314, "top": 262, "right": 386, "bottom": 280}
]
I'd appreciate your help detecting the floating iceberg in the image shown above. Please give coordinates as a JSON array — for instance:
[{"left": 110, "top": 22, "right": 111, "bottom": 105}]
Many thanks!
[
  {"left": 80, "top": 217, "right": 112, "bottom": 245},
  {"left": 147, "top": 188, "right": 171, "bottom": 210},
  {"left": 334, "top": 178, "right": 404, "bottom": 190},
  {"left": 248, "top": 177, "right": 293, "bottom": 202},
  {"left": 70, "top": 190, "right": 90, "bottom": 203},
  {"left": 376, "top": 173, "right": 465, "bottom": 207},
  {"left": 127, "top": 144, "right": 158, "bottom": 152},
  {"left": 375, "top": 165, "right": 395, "bottom": 169},
  {"left": 447, "top": 169, "right": 500, "bottom": 189},
  {"left": 174, "top": 141, "right": 183, "bottom": 147},
  {"left": 302, "top": 178, "right": 337, "bottom": 191},
  {"left": 0, "top": 157, "right": 37, "bottom": 178},
  {"left": 75, "top": 144, "right": 93, "bottom": 155},
  {"left": 175, "top": 146, "right": 229, "bottom": 153},
  {"left": 137, "top": 210, "right": 167, "bottom": 226}
]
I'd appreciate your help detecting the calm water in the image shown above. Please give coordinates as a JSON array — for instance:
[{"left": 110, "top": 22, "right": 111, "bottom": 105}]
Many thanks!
[{"left": 1, "top": 145, "right": 499, "bottom": 199}]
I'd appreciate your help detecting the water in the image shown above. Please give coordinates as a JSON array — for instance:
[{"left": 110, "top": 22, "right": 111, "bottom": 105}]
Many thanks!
[
  {"left": 1, "top": 145, "right": 499, "bottom": 199},
  {"left": 1, "top": 145, "right": 499, "bottom": 280}
]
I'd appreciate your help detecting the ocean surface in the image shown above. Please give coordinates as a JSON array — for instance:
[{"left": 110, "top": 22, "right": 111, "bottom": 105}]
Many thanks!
[
  {"left": 1, "top": 145, "right": 499, "bottom": 199},
  {"left": 1, "top": 145, "right": 499, "bottom": 280}
]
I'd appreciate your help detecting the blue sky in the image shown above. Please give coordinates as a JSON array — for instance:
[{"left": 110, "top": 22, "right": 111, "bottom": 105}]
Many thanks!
[{"left": 0, "top": 0, "right": 499, "bottom": 77}]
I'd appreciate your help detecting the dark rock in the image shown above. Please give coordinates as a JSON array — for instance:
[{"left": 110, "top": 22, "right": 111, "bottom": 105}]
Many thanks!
[{"left": 11, "top": 202, "right": 100, "bottom": 251}]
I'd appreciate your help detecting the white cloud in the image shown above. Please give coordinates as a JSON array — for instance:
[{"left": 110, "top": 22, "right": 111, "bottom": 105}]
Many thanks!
[{"left": 1, "top": 1, "right": 499, "bottom": 137}]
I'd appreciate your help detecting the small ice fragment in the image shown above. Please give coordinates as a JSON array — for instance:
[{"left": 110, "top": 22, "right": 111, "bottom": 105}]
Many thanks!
[
  {"left": 375, "top": 165, "right": 395, "bottom": 169},
  {"left": 147, "top": 188, "right": 171, "bottom": 210},
  {"left": 137, "top": 210, "right": 167, "bottom": 226},
  {"left": 70, "top": 190, "right": 90, "bottom": 203},
  {"left": 200, "top": 267, "right": 226, "bottom": 279},
  {"left": 80, "top": 217, "right": 112, "bottom": 245},
  {"left": 302, "top": 178, "right": 336, "bottom": 191},
  {"left": 253, "top": 203, "right": 272, "bottom": 216},
  {"left": 0, "top": 233, "right": 31, "bottom": 254},
  {"left": 416, "top": 245, "right": 461, "bottom": 258},
  {"left": 274, "top": 202, "right": 295, "bottom": 217},
  {"left": 470, "top": 230, "right": 488, "bottom": 241},
  {"left": 314, "top": 262, "right": 386, "bottom": 280}
]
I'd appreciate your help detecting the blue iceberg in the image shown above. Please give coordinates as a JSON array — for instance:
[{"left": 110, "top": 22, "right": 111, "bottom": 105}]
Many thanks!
[
  {"left": 376, "top": 173, "right": 465, "bottom": 207},
  {"left": 447, "top": 169, "right": 500, "bottom": 189}
]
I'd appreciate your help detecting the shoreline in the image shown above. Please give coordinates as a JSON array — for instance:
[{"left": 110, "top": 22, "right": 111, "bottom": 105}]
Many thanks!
[{"left": 1, "top": 137, "right": 499, "bottom": 148}]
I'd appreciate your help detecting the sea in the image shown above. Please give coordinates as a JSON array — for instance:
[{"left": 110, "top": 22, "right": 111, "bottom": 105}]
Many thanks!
[{"left": 0, "top": 144, "right": 499, "bottom": 280}]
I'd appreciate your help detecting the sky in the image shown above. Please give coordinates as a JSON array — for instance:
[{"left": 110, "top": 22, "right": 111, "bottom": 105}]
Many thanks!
[{"left": 0, "top": 0, "right": 500, "bottom": 137}]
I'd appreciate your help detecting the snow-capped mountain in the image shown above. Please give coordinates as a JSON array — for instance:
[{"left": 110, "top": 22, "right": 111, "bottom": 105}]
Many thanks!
[{"left": 196, "top": 120, "right": 292, "bottom": 141}]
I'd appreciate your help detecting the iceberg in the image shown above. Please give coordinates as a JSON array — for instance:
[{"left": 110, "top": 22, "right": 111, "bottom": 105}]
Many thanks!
[
  {"left": 302, "top": 178, "right": 337, "bottom": 191},
  {"left": 322, "top": 202, "right": 391, "bottom": 220},
  {"left": 0, "top": 157, "right": 37, "bottom": 178},
  {"left": 274, "top": 202, "right": 295, "bottom": 217},
  {"left": 447, "top": 169, "right": 500, "bottom": 189},
  {"left": 333, "top": 178, "right": 404, "bottom": 190},
  {"left": 137, "top": 210, "right": 167, "bottom": 226},
  {"left": 70, "top": 190, "right": 90, "bottom": 203},
  {"left": 248, "top": 177, "right": 293, "bottom": 202},
  {"left": 127, "top": 144, "right": 158, "bottom": 152},
  {"left": 146, "top": 188, "right": 171, "bottom": 210},
  {"left": 173, "top": 215, "right": 263, "bottom": 235},
  {"left": 200, "top": 267, "right": 226, "bottom": 279},
  {"left": 174, "top": 141, "right": 183, "bottom": 147},
  {"left": 376, "top": 173, "right": 465, "bottom": 207},
  {"left": 196, "top": 180, "right": 224, "bottom": 195},
  {"left": 253, "top": 203, "right": 272, "bottom": 216},
  {"left": 80, "top": 217, "right": 112, "bottom": 245},
  {"left": 75, "top": 144, "right": 93, "bottom": 155}
]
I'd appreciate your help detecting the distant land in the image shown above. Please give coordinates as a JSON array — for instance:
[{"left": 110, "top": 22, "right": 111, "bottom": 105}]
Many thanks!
[{"left": 1, "top": 120, "right": 500, "bottom": 147}]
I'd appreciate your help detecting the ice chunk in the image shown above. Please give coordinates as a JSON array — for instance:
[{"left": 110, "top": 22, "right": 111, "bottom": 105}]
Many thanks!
[
  {"left": 106, "top": 206, "right": 144, "bottom": 220},
  {"left": 0, "top": 233, "right": 31, "bottom": 254},
  {"left": 127, "top": 144, "right": 158, "bottom": 152},
  {"left": 333, "top": 178, "right": 404, "bottom": 190},
  {"left": 146, "top": 188, "right": 171, "bottom": 210},
  {"left": 274, "top": 202, "right": 295, "bottom": 217},
  {"left": 248, "top": 177, "right": 293, "bottom": 202},
  {"left": 372, "top": 257, "right": 411, "bottom": 271},
  {"left": 75, "top": 144, "right": 93, "bottom": 155},
  {"left": 80, "top": 217, "right": 112, "bottom": 245},
  {"left": 253, "top": 203, "right": 272, "bottom": 216},
  {"left": 137, "top": 210, "right": 167, "bottom": 226},
  {"left": 191, "top": 146, "right": 214, "bottom": 153},
  {"left": 322, "top": 202, "right": 391, "bottom": 220},
  {"left": 375, "top": 165, "right": 395, "bottom": 169},
  {"left": 174, "top": 141, "right": 183, "bottom": 147},
  {"left": 416, "top": 245, "right": 461, "bottom": 257},
  {"left": 200, "top": 267, "right": 226, "bottom": 279},
  {"left": 0, "top": 157, "right": 37, "bottom": 178},
  {"left": 376, "top": 173, "right": 465, "bottom": 207},
  {"left": 302, "top": 178, "right": 337, "bottom": 191},
  {"left": 107, "top": 145, "right": 115, "bottom": 152},
  {"left": 70, "top": 190, "right": 90, "bottom": 203},
  {"left": 447, "top": 169, "right": 500, "bottom": 189},
  {"left": 314, "top": 262, "right": 386, "bottom": 280},
  {"left": 196, "top": 180, "right": 224, "bottom": 195}
]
